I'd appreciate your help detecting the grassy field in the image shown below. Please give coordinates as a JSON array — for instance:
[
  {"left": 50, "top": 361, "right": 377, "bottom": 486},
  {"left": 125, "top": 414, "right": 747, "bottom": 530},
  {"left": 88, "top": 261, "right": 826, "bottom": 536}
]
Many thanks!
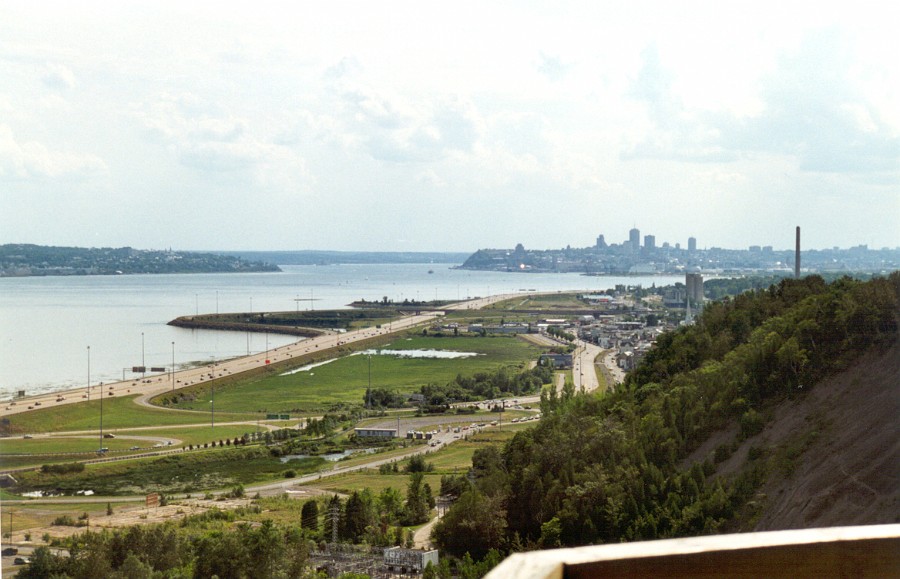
[
  {"left": 488, "top": 292, "right": 588, "bottom": 311},
  {"left": 308, "top": 471, "right": 445, "bottom": 495},
  {"left": 169, "top": 335, "right": 545, "bottom": 414},
  {"left": 12, "top": 446, "right": 326, "bottom": 496},
  {"left": 3, "top": 501, "right": 144, "bottom": 533},
  {"left": 3, "top": 395, "right": 254, "bottom": 435},
  {"left": 1, "top": 436, "right": 146, "bottom": 455}
]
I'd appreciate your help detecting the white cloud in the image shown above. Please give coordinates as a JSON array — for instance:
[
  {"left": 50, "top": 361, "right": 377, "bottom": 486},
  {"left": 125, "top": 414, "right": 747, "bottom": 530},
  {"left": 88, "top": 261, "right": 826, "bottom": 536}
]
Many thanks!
[
  {"left": 0, "top": 124, "right": 106, "bottom": 181},
  {"left": 41, "top": 63, "right": 75, "bottom": 91}
]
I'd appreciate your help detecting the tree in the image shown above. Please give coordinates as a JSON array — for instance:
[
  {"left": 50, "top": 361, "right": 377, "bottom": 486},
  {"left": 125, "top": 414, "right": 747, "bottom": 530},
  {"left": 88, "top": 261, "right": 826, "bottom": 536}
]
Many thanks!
[
  {"left": 301, "top": 499, "right": 319, "bottom": 533},
  {"left": 432, "top": 489, "right": 506, "bottom": 559},
  {"left": 403, "top": 472, "right": 430, "bottom": 525}
]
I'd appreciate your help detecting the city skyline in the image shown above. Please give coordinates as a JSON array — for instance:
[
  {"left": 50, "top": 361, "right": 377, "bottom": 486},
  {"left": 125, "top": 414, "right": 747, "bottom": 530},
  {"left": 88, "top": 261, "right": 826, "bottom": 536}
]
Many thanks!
[{"left": 2, "top": 2, "right": 898, "bottom": 252}]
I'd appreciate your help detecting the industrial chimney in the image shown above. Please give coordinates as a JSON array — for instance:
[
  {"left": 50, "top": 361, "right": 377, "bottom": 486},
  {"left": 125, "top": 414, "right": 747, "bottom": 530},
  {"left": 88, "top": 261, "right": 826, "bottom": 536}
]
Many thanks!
[{"left": 795, "top": 226, "right": 801, "bottom": 278}]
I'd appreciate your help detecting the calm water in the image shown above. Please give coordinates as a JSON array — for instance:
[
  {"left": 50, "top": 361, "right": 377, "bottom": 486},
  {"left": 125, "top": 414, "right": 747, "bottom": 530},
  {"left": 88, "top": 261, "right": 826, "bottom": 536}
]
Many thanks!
[{"left": 0, "top": 264, "right": 680, "bottom": 398}]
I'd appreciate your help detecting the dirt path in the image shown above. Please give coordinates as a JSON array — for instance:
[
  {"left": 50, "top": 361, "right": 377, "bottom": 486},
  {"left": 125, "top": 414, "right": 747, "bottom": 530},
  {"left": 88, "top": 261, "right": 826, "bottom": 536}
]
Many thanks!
[{"left": 414, "top": 513, "right": 441, "bottom": 549}]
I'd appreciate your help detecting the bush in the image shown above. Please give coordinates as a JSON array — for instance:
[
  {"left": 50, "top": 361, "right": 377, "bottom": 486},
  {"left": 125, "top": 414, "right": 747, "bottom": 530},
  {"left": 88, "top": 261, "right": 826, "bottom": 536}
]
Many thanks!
[
  {"left": 52, "top": 515, "right": 76, "bottom": 526},
  {"left": 284, "top": 470, "right": 296, "bottom": 478},
  {"left": 41, "top": 462, "right": 85, "bottom": 475},
  {"left": 740, "top": 409, "right": 765, "bottom": 439}
]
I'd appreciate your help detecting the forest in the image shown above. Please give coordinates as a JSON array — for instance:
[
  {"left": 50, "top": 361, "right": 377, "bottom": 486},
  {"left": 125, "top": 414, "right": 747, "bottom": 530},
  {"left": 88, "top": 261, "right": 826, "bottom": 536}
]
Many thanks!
[{"left": 433, "top": 274, "right": 899, "bottom": 556}]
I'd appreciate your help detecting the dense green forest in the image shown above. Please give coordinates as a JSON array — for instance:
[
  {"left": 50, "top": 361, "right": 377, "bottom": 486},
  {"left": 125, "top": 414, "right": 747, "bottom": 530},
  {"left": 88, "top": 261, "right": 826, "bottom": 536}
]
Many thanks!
[{"left": 434, "top": 274, "right": 899, "bottom": 556}]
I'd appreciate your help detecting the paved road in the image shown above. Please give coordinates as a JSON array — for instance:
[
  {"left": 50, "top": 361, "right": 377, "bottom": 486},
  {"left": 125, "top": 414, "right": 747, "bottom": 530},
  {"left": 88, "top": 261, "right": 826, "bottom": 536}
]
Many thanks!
[{"left": 572, "top": 339, "right": 606, "bottom": 393}]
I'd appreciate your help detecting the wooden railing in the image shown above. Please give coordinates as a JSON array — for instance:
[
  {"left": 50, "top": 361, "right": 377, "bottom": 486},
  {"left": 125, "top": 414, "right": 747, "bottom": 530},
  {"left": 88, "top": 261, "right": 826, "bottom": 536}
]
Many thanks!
[{"left": 485, "top": 524, "right": 900, "bottom": 579}]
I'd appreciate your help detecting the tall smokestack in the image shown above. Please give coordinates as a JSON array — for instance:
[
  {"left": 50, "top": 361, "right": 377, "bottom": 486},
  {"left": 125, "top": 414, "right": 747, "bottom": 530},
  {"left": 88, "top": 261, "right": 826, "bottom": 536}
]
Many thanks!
[{"left": 795, "top": 226, "right": 801, "bottom": 278}]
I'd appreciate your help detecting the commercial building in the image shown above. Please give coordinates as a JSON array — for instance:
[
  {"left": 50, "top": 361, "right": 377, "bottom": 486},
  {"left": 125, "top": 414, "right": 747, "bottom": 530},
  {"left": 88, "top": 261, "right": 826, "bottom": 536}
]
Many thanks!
[{"left": 353, "top": 428, "right": 397, "bottom": 439}]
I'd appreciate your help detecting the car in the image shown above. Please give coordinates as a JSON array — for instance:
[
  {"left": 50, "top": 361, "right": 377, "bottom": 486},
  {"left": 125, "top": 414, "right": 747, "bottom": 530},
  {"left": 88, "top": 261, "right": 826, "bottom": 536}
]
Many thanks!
[
  {"left": 103, "top": 433, "right": 116, "bottom": 438},
  {"left": 23, "top": 434, "right": 32, "bottom": 439},
  {"left": 2, "top": 547, "right": 18, "bottom": 556},
  {"left": 129, "top": 445, "right": 140, "bottom": 450},
  {"left": 13, "top": 557, "right": 29, "bottom": 565}
]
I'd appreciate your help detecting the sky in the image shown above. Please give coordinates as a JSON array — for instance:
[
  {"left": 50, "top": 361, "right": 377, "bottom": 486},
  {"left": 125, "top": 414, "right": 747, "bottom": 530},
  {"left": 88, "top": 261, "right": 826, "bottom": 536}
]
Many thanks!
[{"left": 1, "top": 1, "right": 898, "bottom": 253}]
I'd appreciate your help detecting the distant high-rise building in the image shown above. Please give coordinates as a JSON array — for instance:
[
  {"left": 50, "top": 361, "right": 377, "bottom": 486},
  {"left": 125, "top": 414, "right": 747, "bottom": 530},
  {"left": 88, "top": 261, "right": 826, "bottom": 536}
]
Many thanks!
[
  {"left": 688, "top": 237, "right": 697, "bottom": 252},
  {"left": 686, "top": 273, "right": 704, "bottom": 305},
  {"left": 629, "top": 228, "right": 640, "bottom": 250},
  {"left": 596, "top": 234, "right": 607, "bottom": 249},
  {"left": 644, "top": 235, "right": 656, "bottom": 250}
]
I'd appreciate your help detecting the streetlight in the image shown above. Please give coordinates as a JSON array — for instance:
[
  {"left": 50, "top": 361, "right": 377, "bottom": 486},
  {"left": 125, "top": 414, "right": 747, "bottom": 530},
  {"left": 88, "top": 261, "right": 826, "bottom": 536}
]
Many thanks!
[
  {"left": 99, "top": 381, "right": 104, "bottom": 450},
  {"left": 171, "top": 341, "right": 175, "bottom": 391},
  {"left": 366, "top": 354, "right": 372, "bottom": 409},
  {"left": 211, "top": 357, "right": 215, "bottom": 428},
  {"left": 86, "top": 345, "right": 90, "bottom": 401},
  {"left": 141, "top": 332, "right": 145, "bottom": 378}
]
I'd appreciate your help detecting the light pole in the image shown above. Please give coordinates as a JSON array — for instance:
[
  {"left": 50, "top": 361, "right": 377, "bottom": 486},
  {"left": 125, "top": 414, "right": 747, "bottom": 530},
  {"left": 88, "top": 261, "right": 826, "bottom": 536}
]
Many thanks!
[
  {"left": 366, "top": 354, "right": 372, "bottom": 409},
  {"left": 87, "top": 345, "right": 90, "bottom": 402},
  {"left": 171, "top": 341, "right": 175, "bottom": 391},
  {"left": 211, "top": 358, "right": 215, "bottom": 429},
  {"left": 141, "top": 332, "right": 145, "bottom": 378},
  {"left": 99, "top": 381, "right": 104, "bottom": 450}
]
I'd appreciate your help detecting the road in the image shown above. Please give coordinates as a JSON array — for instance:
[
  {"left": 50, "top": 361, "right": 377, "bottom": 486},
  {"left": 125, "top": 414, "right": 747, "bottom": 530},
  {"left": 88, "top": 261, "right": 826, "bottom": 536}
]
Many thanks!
[{"left": 572, "top": 339, "right": 606, "bottom": 393}]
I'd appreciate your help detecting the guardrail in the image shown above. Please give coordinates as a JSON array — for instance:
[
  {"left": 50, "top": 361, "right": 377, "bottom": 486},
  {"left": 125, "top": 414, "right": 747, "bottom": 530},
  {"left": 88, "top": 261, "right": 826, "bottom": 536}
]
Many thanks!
[{"left": 485, "top": 524, "right": 900, "bottom": 579}]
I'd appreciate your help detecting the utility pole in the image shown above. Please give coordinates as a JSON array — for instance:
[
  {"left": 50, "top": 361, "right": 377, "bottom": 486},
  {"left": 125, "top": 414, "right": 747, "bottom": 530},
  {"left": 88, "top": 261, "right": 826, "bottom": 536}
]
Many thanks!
[
  {"left": 87, "top": 345, "right": 91, "bottom": 402},
  {"left": 211, "top": 358, "right": 215, "bottom": 428},
  {"left": 330, "top": 499, "right": 340, "bottom": 544},
  {"left": 367, "top": 355, "right": 372, "bottom": 409},
  {"left": 99, "top": 381, "right": 104, "bottom": 450}
]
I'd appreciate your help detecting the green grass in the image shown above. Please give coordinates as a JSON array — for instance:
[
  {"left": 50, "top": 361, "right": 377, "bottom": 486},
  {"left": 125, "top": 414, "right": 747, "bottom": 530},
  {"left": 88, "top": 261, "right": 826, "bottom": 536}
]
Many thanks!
[
  {"left": 4, "top": 501, "right": 143, "bottom": 532},
  {"left": 168, "top": 335, "right": 544, "bottom": 414},
  {"left": 0, "top": 436, "right": 144, "bottom": 455},
  {"left": 310, "top": 471, "right": 444, "bottom": 495},
  {"left": 3, "top": 395, "right": 254, "bottom": 434},
  {"left": 13, "top": 445, "right": 326, "bottom": 496},
  {"left": 488, "top": 292, "right": 587, "bottom": 311}
]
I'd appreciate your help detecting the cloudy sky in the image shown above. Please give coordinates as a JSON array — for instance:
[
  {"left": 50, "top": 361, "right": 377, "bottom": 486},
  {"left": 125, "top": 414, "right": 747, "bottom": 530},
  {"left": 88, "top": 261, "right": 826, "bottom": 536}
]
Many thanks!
[{"left": 1, "top": 1, "right": 898, "bottom": 252}]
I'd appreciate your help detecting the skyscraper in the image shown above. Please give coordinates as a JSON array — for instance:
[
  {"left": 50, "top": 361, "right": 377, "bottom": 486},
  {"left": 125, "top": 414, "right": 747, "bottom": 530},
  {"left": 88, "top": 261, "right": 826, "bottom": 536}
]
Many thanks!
[
  {"left": 644, "top": 235, "right": 655, "bottom": 250},
  {"left": 688, "top": 237, "right": 697, "bottom": 252},
  {"left": 629, "top": 228, "right": 640, "bottom": 251}
]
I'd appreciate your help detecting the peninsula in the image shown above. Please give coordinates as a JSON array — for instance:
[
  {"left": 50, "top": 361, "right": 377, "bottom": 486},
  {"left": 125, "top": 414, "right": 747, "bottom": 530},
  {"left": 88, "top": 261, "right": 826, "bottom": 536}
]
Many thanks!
[{"left": 0, "top": 244, "right": 280, "bottom": 277}]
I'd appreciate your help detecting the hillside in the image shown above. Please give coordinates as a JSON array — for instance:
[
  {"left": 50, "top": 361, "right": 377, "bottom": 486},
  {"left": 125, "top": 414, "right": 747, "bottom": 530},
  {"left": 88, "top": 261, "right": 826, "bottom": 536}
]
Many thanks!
[
  {"left": 745, "top": 340, "right": 899, "bottom": 529},
  {"left": 0, "top": 244, "right": 280, "bottom": 276}
]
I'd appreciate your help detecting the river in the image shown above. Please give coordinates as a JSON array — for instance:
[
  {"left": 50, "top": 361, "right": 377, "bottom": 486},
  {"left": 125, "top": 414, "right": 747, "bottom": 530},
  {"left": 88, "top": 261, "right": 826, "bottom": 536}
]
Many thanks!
[{"left": 0, "top": 263, "right": 681, "bottom": 398}]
